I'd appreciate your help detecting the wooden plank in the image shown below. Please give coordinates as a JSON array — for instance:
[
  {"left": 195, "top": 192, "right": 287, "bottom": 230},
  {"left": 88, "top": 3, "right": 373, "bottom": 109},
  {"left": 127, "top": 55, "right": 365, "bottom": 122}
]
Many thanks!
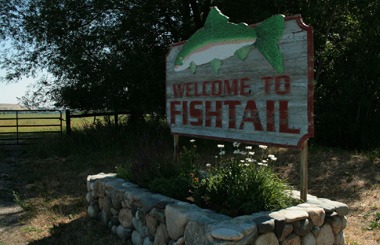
[{"left": 166, "top": 16, "right": 313, "bottom": 149}]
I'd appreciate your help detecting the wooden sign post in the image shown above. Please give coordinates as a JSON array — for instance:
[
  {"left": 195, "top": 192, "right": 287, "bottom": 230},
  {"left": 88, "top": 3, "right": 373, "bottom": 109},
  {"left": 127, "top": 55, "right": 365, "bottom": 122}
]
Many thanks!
[
  {"left": 166, "top": 8, "right": 314, "bottom": 201},
  {"left": 300, "top": 140, "right": 309, "bottom": 201}
]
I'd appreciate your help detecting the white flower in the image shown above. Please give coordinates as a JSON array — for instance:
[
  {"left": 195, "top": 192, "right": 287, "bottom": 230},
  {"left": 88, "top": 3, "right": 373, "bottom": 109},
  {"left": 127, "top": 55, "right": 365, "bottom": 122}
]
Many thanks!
[
  {"left": 217, "top": 144, "right": 225, "bottom": 149},
  {"left": 262, "top": 160, "right": 268, "bottom": 163},
  {"left": 240, "top": 160, "right": 245, "bottom": 163},
  {"left": 258, "top": 162, "right": 268, "bottom": 166},
  {"left": 246, "top": 158, "right": 254, "bottom": 163},
  {"left": 206, "top": 163, "right": 211, "bottom": 167},
  {"left": 233, "top": 142, "right": 241, "bottom": 148},
  {"left": 190, "top": 139, "right": 196, "bottom": 143},
  {"left": 219, "top": 150, "right": 226, "bottom": 156},
  {"left": 259, "top": 145, "right": 268, "bottom": 149},
  {"left": 244, "top": 163, "right": 250, "bottom": 167},
  {"left": 233, "top": 150, "right": 241, "bottom": 155},
  {"left": 248, "top": 151, "right": 255, "bottom": 156},
  {"left": 245, "top": 146, "right": 253, "bottom": 150},
  {"left": 268, "top": 154, "right": 277, "bottom": 161}
]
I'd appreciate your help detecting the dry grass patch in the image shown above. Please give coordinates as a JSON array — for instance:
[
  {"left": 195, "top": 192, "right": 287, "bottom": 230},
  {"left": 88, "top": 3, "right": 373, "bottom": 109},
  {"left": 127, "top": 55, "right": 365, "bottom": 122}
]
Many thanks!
[{"left": 274, "top": 147, "right": 380, "bottom": 244}]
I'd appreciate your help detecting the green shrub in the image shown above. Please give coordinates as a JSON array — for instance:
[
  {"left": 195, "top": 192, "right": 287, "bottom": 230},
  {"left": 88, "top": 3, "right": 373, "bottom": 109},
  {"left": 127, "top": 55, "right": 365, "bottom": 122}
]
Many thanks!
[
  {"left": 36, "top": 119, "right": 296, "bottom": 217},
  {"left": 193, "top": 160, "right": 296, "bottom": 216},
  {"left": 118, "top": 138, "right": 298, "bottom": 217},
  {"left": 148, "top": 175, "right": 191, "bottom": 200}
]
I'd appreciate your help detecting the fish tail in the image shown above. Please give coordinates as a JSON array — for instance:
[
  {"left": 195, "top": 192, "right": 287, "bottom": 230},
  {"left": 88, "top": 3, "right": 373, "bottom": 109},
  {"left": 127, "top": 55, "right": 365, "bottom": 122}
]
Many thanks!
[{"left": 255, "top": 15, "right": 285, "bottom": 73}]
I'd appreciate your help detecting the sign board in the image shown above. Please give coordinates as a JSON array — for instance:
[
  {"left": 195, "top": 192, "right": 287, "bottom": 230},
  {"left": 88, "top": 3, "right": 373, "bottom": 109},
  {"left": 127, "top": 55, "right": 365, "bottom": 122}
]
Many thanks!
[{"left": 166, "top": 8, "right": 313, "bottom": 149}]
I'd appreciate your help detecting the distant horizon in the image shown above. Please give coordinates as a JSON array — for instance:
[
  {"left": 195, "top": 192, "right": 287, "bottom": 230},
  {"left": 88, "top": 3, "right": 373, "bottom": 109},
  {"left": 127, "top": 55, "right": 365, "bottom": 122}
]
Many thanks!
[{"left": 0, "top": 75, "right": 33, "bottom": 104}]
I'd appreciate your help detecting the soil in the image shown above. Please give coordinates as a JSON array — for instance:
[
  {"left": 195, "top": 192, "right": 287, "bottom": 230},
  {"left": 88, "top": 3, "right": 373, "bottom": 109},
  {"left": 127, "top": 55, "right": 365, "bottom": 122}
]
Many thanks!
[
  {"left": 0, "top": 145, "right": 28, "bottom": 245},
  {"left": 275, "top": 148, "right": 380, "bottom": 244},
  {"left": 0, "top": 145, "right": 379, "bottom": 244}
]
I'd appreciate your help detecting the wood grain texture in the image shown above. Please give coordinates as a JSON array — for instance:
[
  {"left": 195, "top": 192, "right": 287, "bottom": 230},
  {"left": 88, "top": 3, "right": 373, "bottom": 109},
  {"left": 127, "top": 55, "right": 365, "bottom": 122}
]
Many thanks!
[{"left": 166, "top": 16, "right": 313, "bottom": 148}]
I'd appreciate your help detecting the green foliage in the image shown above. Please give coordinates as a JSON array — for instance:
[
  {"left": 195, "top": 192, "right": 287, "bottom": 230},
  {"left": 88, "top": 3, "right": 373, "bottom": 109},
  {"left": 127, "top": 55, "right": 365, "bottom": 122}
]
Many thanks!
[
  {"left": 13, "top": 191, "right": 31, "bottom": 211},
  {"left": 2, "top": 1, "right": 378, "bottom": 149},
  {"left": 148, "top": 176, "right": 191, "bottom": 200},
  {"left": 26, "top": 118, "right": 296, "bottom": 217},
  {"left": 368, "top": 212, "right": 380, "bottom": 230},
  {"left": 116, "top": 137, "right": 198, "bottom": 200},
  {"left": 192, "top": 153, "right": 296, "bottom": 216},
  {"left": 117, "top": 138, "right": 297, "bottom": 217},
  {"left": 0, "top": 0, "right": 198, "bottom": 115}
]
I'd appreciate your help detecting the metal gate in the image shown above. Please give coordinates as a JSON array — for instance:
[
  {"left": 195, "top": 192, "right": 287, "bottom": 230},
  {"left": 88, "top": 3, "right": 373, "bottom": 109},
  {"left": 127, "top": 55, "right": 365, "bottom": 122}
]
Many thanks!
[{"left": 0, "top": 110, "right": 63, "bottom": 145}]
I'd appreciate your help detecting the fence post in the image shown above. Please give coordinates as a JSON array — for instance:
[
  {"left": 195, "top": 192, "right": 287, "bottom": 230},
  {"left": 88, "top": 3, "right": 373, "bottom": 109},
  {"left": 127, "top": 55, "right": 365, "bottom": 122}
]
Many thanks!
[
  {"left": 66, "top": 109, "right": 71, "bottom": 135},
  {"left": 16, "top": 111, "right": 19, "bottom": 144},
  {"left": 114, "top": 112, "right": 118, "bottom": 128}
]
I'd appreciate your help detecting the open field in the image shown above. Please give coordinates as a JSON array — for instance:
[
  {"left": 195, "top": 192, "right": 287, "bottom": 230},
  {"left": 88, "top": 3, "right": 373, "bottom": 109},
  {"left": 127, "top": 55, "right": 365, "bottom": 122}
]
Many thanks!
[
  {"left": 0, "top": 124, "right": 379, "bottom": 244},
  {"left": 0, "top": 104, "right": 25, "bottom": 110},
  {"left": 0, "top": 112, "right": 126, "bottom": 144}
]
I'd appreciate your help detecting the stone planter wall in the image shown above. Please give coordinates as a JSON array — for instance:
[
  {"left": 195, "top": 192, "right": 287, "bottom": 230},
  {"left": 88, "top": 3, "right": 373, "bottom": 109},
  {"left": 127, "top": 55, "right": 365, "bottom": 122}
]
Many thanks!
[{"left": 86, "top": 173, "right": 349, "bottom": 245}]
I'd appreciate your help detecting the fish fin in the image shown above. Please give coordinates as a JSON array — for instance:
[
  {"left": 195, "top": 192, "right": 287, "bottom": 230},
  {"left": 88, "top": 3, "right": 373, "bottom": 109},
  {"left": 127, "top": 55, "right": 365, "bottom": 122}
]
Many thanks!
[
  {"left": 235, "top": 45, "right": 252, "bottom": 61},
  {"left": 190, "top": 61, "right": 197, "bottom": 73},
  {"left": 211, "top": 59, "right": 222, "bottom": 73},
  {"left": 255, "top": 15, "right": 285, "bottom": 73},
  {"left": 204, "top": 7, "right": 229, "bottom": 28}
]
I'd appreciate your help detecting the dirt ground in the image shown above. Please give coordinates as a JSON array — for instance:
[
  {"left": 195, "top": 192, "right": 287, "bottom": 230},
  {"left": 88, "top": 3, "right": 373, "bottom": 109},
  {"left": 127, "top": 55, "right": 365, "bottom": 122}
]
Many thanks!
[
  {"left": 275, "top": 147, "right": 380, "bottom": 244},
  {"left": 0, "top": 145, "right": 379, "bottom": 244},
  {"left": 0, "top": 145, "right": 28, "bottom": 245}
]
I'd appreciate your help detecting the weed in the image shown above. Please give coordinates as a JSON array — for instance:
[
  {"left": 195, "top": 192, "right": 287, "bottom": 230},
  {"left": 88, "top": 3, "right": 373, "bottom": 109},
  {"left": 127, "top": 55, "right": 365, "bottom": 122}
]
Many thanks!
[
  {"left": 345, "top": 239, "right": 360, "bottom": 245},
  {"left": 13, "top": 191, "right": 30, "bottom": 211},
  {"left": 22, "top": 226, "right": 44, "bottom": 233},
  {"left": 365, "top": 148, "right": 380, "bottom": 163},
  {"left": 368, "top": 211, "right": 380, "bottom": 230}
]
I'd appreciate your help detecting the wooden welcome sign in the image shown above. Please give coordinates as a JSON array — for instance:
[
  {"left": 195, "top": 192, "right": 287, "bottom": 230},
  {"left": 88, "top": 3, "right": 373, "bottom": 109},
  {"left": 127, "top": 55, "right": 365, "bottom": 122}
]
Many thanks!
[{"left": 166, "top": 7, "right": 314, "bottom": 149}]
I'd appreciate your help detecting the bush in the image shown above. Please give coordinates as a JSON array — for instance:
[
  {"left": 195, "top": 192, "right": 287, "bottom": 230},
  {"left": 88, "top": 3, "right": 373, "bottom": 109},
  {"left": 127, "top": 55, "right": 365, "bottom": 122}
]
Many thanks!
[
  {"left": 191, "top": 143, "right": 297, "bottom": 216},
  {"left": 117, "top": 137, "right": 298, "bottom": 217},
  {"left": 28, "top": 118, "right": 297, "bottom": 217},
  {"left": 193, "top": 161, "right": 296, "bottom": 216}
]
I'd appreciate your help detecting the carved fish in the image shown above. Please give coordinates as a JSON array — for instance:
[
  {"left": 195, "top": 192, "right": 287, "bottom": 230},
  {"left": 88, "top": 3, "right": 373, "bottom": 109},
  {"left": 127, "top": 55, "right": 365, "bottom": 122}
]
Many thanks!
[{"left": 174, "top": 7, "right": 285, "bottom": 74}]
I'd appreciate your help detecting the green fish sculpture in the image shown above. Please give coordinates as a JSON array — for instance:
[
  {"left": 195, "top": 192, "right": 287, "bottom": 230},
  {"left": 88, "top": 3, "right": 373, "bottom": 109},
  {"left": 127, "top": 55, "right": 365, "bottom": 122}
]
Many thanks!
[{"left": 174, "top": 7, "right": 285, "bottom": 74}]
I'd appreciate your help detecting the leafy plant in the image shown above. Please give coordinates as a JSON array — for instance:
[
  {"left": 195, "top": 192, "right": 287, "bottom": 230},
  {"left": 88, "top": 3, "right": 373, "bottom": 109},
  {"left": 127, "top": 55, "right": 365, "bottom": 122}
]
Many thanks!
[
  {"left": 192, "top": 143, "right": 296, "bottom": 216},
  {"left": 117, "top": 137, "right": 297, "bottom": 217},
  {"left": 368, "top": 211, "right": 380, "bottom": 230},
  {"left": 13, "top": 191, "right": 30, "bottom": 211}
]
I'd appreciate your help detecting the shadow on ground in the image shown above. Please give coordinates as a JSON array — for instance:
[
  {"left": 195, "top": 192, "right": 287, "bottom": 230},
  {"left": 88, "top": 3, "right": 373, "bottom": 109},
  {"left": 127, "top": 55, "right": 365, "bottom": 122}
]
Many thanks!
[{"left": 27, "top": 216, "right": 125, "bottom": 245}]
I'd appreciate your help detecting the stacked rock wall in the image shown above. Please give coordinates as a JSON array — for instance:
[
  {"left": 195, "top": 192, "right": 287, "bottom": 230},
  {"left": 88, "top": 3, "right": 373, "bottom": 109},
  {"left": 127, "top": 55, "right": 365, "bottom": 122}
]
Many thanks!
[{"left": 87, "top": 173, "right": 348, "bottom": 245}]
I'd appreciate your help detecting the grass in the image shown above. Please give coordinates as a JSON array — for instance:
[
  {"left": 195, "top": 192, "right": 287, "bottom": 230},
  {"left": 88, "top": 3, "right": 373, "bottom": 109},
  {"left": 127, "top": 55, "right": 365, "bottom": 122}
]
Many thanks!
[
  {"left": 0, "top": 118, "right": 379, "bottom": 244},
  {"left": 368, "top": 211, "right": 380, "bottom": 230},
  {"left": 0, "top": 112, "right": 119, "bottom": 144}
]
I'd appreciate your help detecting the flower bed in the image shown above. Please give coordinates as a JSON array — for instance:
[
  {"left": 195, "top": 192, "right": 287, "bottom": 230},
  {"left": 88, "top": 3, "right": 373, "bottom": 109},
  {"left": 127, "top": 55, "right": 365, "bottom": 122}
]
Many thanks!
[{"left": 87, "top": 173, "right": 349, "bottom": 245}]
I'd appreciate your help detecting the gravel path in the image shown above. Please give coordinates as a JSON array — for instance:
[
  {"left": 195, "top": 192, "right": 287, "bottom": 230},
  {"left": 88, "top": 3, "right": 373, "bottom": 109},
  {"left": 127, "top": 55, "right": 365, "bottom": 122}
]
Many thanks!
[{"left": 0, "top": 145, "right": 28, "bottom": 245}]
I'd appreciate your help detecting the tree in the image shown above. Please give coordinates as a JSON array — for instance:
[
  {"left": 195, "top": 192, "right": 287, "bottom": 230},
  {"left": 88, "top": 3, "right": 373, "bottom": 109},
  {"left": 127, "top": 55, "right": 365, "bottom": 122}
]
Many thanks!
[
  {"left": 1, "top": 0, "right": 379, "bottom": 148},
  {"left": 1, "top": 0, "right": 204, "bottom": 115}
]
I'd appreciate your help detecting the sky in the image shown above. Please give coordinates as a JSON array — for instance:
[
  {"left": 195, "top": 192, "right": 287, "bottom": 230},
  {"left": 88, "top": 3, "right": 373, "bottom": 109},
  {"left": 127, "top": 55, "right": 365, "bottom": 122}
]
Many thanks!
[
  {"left": 0, "top": 72, "right": 33, "bottom": 104},
  {"left": 0, "top": 40, "right": 34, "bottom": 104}
]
